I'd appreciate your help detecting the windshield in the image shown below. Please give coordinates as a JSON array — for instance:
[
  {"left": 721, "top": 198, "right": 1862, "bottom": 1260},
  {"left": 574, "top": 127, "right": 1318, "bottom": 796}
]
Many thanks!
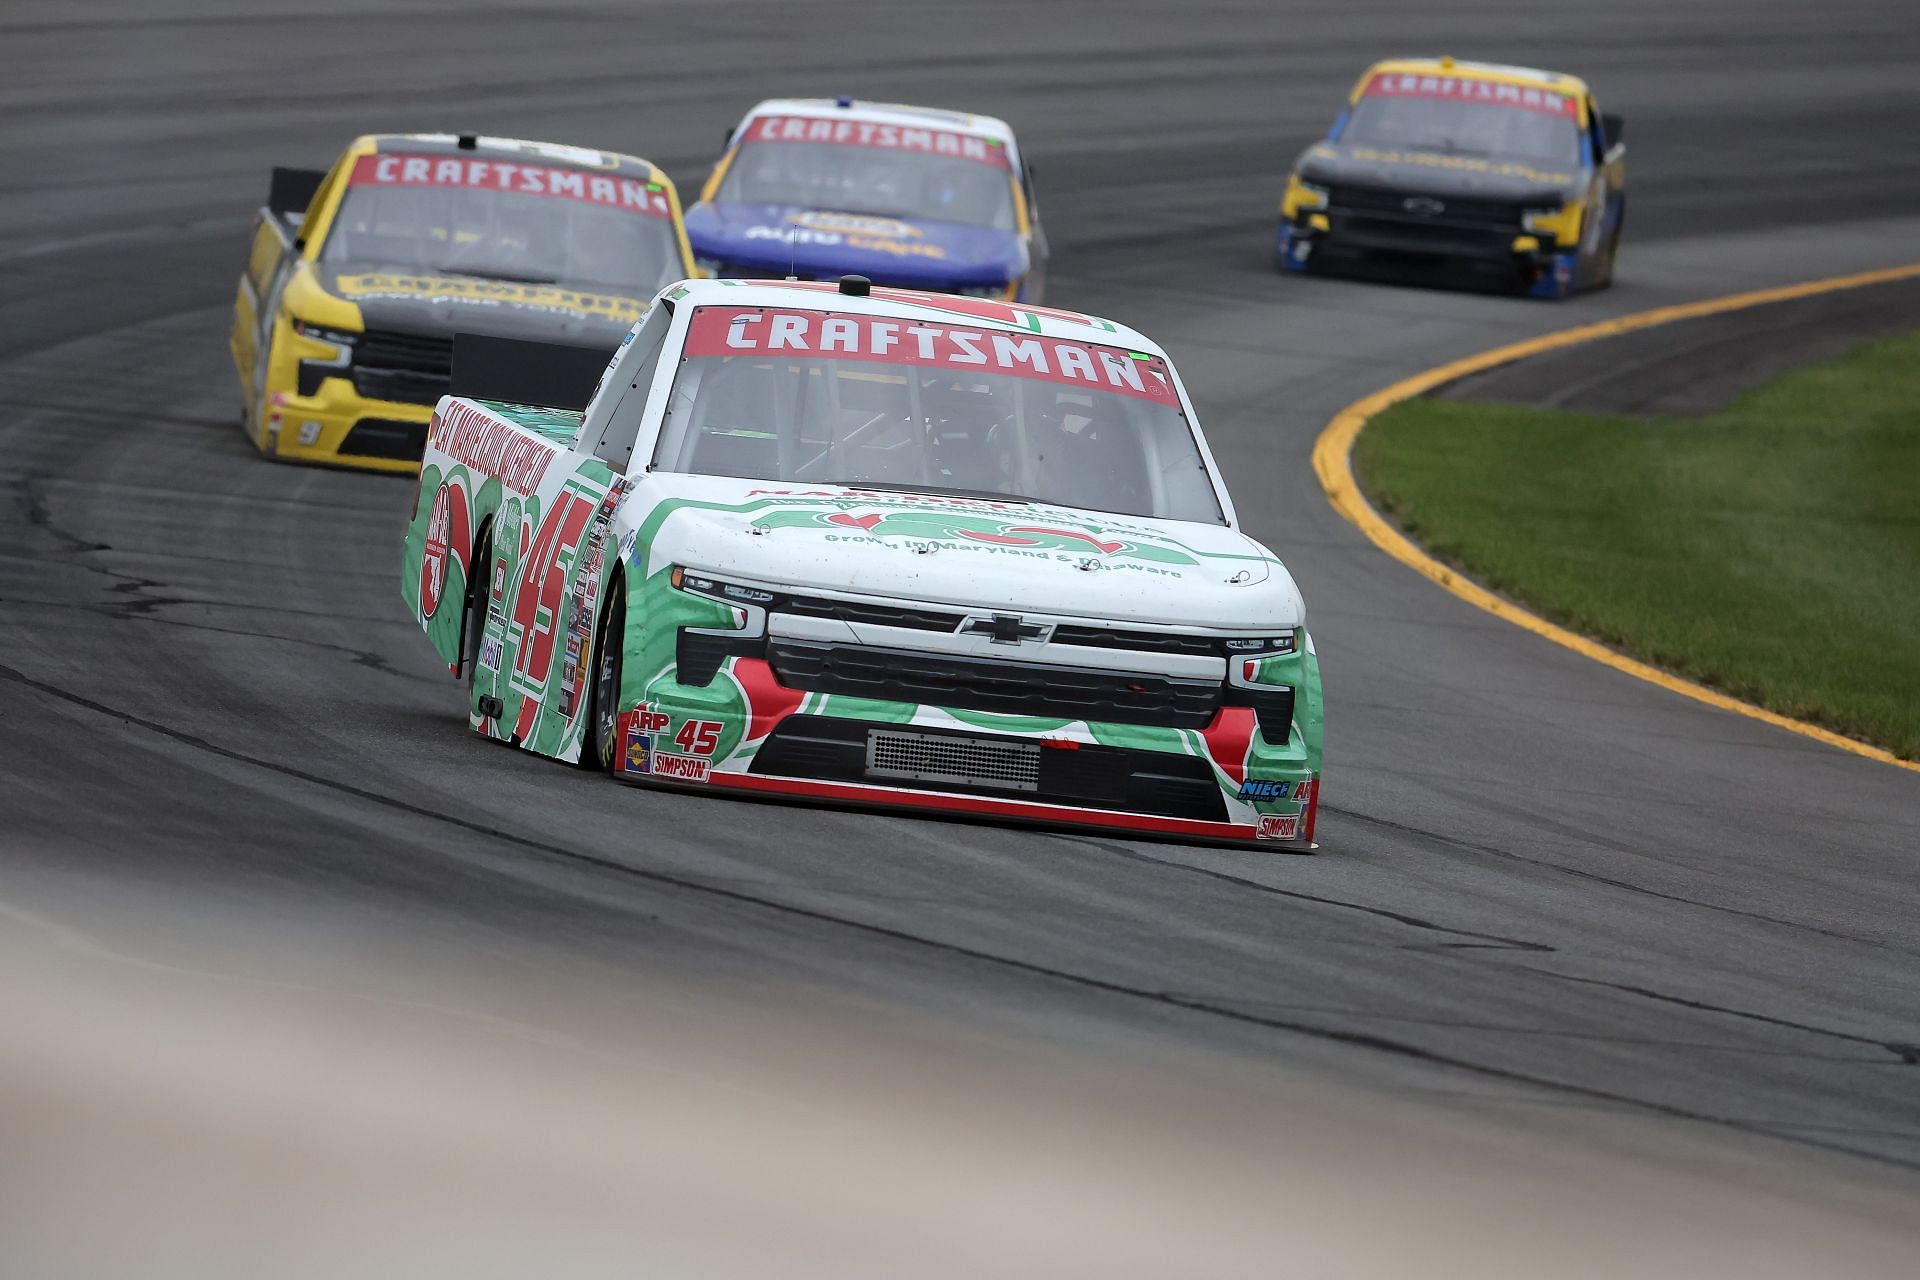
[
  {"left": 320, "top": 153, "right": 684, "bottom": 294},
  {"left": 652, "top": 306, "right": 1225, "bottom": 524},
  {"left": 715, "top": 116, "right": 1017, "bottom": 231},
  {"left": 1342, "top": 74, "right": 1581, "bottom": 167}
]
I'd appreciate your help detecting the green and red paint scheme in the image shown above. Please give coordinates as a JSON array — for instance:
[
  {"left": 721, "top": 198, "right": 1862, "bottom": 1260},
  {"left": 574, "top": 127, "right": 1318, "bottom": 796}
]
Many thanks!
[{"left": 403, "top": 279, "right": 1323, "bottom": 849}]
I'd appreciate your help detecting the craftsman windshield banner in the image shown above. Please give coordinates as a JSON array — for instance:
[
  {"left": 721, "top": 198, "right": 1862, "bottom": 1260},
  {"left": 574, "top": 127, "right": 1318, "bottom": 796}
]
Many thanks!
[
  {"left": 1361, "top": 73, "right": 1578, "bottom": 119},
  {"left": 684, "top": 306, "right": 1178, "bottom": 405},
  {"left": 348, "top": 154, "right": 675, "bottom": 218},
  {"left": 740, "top": 115, "right": 1012, "bottom": 169}
]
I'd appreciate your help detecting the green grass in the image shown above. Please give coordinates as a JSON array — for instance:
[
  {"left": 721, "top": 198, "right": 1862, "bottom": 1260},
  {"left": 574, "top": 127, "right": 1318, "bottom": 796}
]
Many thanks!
[{"left": 1354, "top": 330, "right": 1920, "bottom": 761}]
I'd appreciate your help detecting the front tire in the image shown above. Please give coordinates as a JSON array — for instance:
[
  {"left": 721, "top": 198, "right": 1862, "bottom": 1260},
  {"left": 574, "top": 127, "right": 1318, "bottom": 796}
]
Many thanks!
[
  {"left": 1593, "top": 225, "right": 1623, "bottom": 290},
  {"left": 582, "top": 580, "right": 626, "bottom": 774}
]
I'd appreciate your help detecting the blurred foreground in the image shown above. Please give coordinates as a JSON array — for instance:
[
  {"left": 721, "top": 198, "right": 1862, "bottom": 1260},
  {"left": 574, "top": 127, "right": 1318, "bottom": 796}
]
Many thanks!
[{"left": 3, "top": 882, "right": 1916, "bottom": 1279}]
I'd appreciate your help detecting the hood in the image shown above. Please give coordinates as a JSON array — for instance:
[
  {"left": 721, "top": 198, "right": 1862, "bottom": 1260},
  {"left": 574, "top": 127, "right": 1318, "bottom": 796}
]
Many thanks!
[
  {"left": 685, "top": 203, "right": 1026, "bottom": 289},
  {"left": 1297, "top": 141, "right": 1580, "bottom": 203},
  {"left": 623, "top": 474, "right": 1302, "bottom": 632},
  {"left": 317, "top": 263, "right": 647, "bottom": 344}
]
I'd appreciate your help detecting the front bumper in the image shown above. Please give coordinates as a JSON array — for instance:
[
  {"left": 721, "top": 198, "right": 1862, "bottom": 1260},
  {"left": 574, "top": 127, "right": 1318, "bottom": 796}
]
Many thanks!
[
  {"left": 1277, "top": 216, "right": 1577, "bottom": 298},
  {"left": 613, "top": 655, "right": 1321, "bottom": 851},
  {"left": 255, "top": 375, "right": 431, "bottom": 475}
]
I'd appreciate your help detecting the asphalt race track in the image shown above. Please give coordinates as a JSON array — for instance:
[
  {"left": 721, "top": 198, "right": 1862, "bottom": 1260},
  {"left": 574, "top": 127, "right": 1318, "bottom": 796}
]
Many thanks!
[{"left": 4, "top": 0, "right": 1919, "bottom": 1269}]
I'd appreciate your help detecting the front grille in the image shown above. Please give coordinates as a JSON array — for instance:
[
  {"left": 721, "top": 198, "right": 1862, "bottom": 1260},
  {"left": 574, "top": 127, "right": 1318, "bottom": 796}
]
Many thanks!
[
  {"left": 776, "top": 599, "right": 1237, "bottom": 656},
  {"left": 339, "top": 417, "right": 427, "bottom": 460},
  {"left": 752, "top": 716, "right": 1228, "bottom": 822},
  {"left": 1341, "top": 217, "right": 1513, "bottom": 253},
  {"left": 866, "top": 728, "right": 1040, "bottom": 791},
  {"left": 353, "top": 329, "right": 454, "bottom": 406},
  {"left": 1327, "top": 185, "right": 1526, "bottom": 227},
  {"left": 767, "top": 639, "right": 1222, "bottom": 728},
  {"left": 777, "top": 598, "right": 964, "bottom": 632},
  {"left": 1049, "top": 624, "right": 1223, "bottom": 658}
]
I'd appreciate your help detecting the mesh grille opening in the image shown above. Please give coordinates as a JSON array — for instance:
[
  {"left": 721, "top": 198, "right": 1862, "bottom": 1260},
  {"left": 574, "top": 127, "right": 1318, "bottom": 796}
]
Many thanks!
[{"left": 865, "top": 729, "right": 1041, "bottom": 792}]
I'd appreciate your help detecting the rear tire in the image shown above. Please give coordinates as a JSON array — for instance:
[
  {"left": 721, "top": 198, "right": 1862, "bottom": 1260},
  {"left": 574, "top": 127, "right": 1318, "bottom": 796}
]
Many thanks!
[{"left": 460, "top": 521, "right": 491, "bottom": 688}]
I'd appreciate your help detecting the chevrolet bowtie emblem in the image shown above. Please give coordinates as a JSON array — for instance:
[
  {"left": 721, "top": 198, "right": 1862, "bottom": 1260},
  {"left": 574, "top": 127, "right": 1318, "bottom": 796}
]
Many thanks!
[
  {"left": 1402, "top": 196, "right": 1446, "bottom": 216},
  {"left": 965, "top": 614, "right": 1052, "bottom": 644}
]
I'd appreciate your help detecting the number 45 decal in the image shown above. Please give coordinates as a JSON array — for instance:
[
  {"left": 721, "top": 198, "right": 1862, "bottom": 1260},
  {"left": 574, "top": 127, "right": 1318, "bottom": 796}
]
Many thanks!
[
  {"left": 673, "top": 720, "right": 722, "bottom": 756},
  {"left": 506, "top": 484, "right": 599, "bottom": 701}
]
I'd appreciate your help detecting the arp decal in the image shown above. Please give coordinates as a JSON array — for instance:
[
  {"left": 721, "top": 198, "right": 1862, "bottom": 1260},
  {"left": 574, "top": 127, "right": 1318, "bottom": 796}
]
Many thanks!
[{"left": 1256, "top": 813, "right": 1301, "bottom": 841}]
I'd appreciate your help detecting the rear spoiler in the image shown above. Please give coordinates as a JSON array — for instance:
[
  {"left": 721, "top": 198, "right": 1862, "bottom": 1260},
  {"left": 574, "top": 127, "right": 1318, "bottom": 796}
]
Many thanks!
[
  {"left": 268, "top": 166, "right": 327, "bottom": 218},
  {"left": 449, "top": 333, "right": 610, "bottom": 412}
]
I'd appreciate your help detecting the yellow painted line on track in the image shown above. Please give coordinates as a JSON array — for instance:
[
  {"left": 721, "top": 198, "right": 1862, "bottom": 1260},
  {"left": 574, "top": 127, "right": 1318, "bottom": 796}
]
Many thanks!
[{"left": 1312, "top": 262, "right": 1920, "bottom": 775}]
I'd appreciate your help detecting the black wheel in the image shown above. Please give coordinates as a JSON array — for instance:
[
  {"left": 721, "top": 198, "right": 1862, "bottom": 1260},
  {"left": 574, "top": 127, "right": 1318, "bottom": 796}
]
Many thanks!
[
  {"left": 1593, "top": 205, "right": 1624, "bottom": 290},
  {"left": 581, "top": 580, "right": 626, "bottom": 774},
  {"left": 460, "top": 521, "right": 491, "bottom": 687},
  {"left": 1595, "top": 226, "right": 1622, "bottom": 289}
]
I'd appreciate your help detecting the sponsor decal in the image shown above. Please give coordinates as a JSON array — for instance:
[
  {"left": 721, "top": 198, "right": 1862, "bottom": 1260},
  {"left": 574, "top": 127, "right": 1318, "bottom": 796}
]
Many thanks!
[
  {"left": 478, "top": 634, "right": 503, "bottom": 671},
  {"left": 630, "top": 704, "right": 672, "bottom": 733},
  {"left": 1238, "top": 778, "right": 1295, "bottom": 802},
  {"left": 334, "top": 271, "right": 647, "bottom": 323},
  {"left": 559, "top": 479, "right": 629, "bottom": 719},
  {"left": 651, "top": 751, "right": 711, "bottom": 782},
  {"left": 417, "top": 482, "right": 469, "bottom": 620},
  {"left": 790, "top": 210, "right": 925, "bottom": 239},
  {"left": 1342, "top": 147, "right": 1575, "bottom": 186},
  {"left": 755, "top": 506, "right": 1196, "bottom": 569},
  {"left": 1256, "top": 813, "right": 1301, "bottom": 841},
  {"left": 684, "top": 307, "right": 1176, "bottom": 405},
  {"left": 349, "top": 153, "right": 674, "bottom": 217},
  {"left": 741, "top": 222, "right": 948, "bottom": 261},
  {"left": 623, "top": 730, "right": 652, "bottom": 774},
  {"left": 434, "top": 401, "right": 559, "bottom": 496},
  {"left": 743, "top": 115, "right": 1011, "bottom": 170},
  {"left": 1362, "top": 73, "right": 1578, "bottom": 119}
]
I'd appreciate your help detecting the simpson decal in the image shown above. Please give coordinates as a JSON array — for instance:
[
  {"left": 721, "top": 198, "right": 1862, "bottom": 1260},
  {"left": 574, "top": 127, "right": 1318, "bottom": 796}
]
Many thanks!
[
  {"left": 1256, "top": 814, "right": 1301, "bottom": 841},
  {"left": 349, "top": 154, "right": 674, "bottom": 217},
  {"left": 650, "top": 752, "right": 711, "bottom": 782},
  {"left": 743, "top": 115, "right": 1010, "bottom": 169},
  {"left": 1361, "top": 73, "right": 1578, "bottom": 119},
  {"left": 684, "top": 307, "right": 1176, "bottom": 405}
]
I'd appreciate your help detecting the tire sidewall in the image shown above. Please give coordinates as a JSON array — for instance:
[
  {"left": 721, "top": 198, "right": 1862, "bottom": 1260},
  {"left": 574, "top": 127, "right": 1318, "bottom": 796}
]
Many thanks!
[{"left": 587, "top": 580, "right": 627, "bottom": 774}]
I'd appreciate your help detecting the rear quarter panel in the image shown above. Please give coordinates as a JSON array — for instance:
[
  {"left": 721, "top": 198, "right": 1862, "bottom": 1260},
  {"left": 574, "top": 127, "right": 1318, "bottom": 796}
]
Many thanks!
[{"left": 403, "top": 397, "right": 620, "bottom": 761}]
